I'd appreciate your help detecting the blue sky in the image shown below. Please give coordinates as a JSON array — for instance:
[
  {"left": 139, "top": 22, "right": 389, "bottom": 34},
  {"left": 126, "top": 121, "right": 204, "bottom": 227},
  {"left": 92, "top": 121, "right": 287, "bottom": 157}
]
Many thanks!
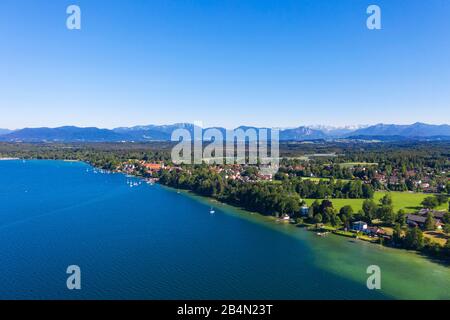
[{"left": 1, "top": 0, "right": 449, "bottom": 129}]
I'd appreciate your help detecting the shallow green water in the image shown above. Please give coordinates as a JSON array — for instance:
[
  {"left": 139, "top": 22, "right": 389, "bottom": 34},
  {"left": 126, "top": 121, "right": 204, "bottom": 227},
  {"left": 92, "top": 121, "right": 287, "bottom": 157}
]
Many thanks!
[{"left": 178, "top": 189, "right": 450, "bottom": 299}]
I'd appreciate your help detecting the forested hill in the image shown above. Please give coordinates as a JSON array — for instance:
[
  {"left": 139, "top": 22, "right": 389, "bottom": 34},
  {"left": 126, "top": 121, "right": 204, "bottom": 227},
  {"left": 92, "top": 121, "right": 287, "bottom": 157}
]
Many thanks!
[{"left": 0, "top": 122, "right": 449, "bottom": 142}]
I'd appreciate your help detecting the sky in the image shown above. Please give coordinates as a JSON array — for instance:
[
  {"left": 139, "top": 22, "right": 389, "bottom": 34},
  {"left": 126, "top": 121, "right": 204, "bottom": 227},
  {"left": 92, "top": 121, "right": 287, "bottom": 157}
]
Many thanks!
[{"left": 1, "top": 0, "right": 449, "bottom": 129}]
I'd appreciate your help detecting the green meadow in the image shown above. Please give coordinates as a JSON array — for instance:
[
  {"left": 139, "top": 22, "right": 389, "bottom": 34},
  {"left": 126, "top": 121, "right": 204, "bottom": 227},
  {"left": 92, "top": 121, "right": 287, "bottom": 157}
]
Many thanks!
[
  {"left": 337, "top": 162, "right": 378, "bottom": 168},
  {"left": 305, "top": 191, "right": 447, "bottom": 213},
  {"left": 300, "top": 177, "right": 352, "bottom": 183}
]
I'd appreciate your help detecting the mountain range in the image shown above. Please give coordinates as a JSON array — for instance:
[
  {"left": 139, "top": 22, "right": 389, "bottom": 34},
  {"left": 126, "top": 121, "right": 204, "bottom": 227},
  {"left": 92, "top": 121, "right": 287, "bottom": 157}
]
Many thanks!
[{"left": 0, "top": 122, "right": 449, "bottom": 142}]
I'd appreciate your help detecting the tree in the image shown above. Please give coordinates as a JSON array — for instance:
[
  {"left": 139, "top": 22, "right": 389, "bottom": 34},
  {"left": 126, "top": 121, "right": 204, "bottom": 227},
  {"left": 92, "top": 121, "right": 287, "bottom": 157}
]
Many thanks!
[
  {"left": 339, "top": 205, "right": 354, "bottom": 229},
  {"left": 396, "top": 209, "right": 407, "bottom": 226},
  {"left": 362, "top": 184, "right": 374, "bottom": 199},
  {"left": 284, "top": 194, "right": 301, "bottom": 216},
  {"left": 322, "top": 206, "right": 336, "bottom": 224},
  {"left": 308, "top": 207, "right": 315, "bottom": 219},
  {"left": 424, "top": 212, "right": 436, "bottom": 231},
  {"left": 313, "top": 213, "right": 323, "bottom": 224},
  {"left": 443, "top": 223, "right": 450, "bottom": 235},
  {"left": 444, "top": 239, "right": 450, "bottom": 259},
  {"left": 309, "top": 200, "right": 320, "bottom": 217},
  {"left": 421, "top": 196, "right": 439, "bottom": 209},
  {"left": 326, "top": 207, "right": 341, "bottom": 227},
  {"left": 404, "top": 227, "right": 424, "bottom": 250},
  {"left": 319, "top": 200, "right": 333, "bottom": 214},
  {"left": 362, "top": 199, "right": 377, "bottom": 223},
  {"left": 380, "top": 193, "right": 393, "bottom": 206},
  {"left": 443, "top": 212, "right": 450, "bottom": 224},
  {"left": 392, "top": 224, "right": 403, "bottom": 244},
  {"left": 377, "top": 205, "right": 395, "bottom": 225},
  {"left": 435, "top": 194, "right": 448, "bottom": 206}
]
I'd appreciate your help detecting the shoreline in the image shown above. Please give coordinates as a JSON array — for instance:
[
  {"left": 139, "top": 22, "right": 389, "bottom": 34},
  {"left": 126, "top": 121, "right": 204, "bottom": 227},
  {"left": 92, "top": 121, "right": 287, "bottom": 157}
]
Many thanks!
[
  {"left": 157, "top": 182, "right": 450, "bottom": 266},
  {"left": 4, "top": 157, "right": 449, "bottom": 265}
]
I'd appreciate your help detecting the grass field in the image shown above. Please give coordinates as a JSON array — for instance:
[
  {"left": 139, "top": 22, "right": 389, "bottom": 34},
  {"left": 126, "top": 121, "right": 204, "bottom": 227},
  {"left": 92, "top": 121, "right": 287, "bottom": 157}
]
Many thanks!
[
  {"left": 260, "top": 177, "right": 351, "bottom": 184},
  {"left": 300, "top": 177, "right": 352, "bottom": 183},
  {"left": 337, "top": 162, "right": 378, "bottom": 168},
  {"left": 305, "top": 191, "right": 448, "bottom": 213},
  {"left": 424, "top": 231, "right": 449, "bottom": 246}
]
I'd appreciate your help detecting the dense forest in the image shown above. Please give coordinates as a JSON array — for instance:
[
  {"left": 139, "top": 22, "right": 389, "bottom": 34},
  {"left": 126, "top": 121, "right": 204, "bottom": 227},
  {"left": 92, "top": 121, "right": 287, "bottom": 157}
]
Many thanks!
[{"left": 158, "top": 165, "right": 374, "bottom": 212}]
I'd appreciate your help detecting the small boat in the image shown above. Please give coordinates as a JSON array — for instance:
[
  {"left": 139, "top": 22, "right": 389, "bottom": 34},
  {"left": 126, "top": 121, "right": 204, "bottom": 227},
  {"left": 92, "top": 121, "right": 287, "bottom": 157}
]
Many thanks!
[{"left": 209, "top": 207, "right": 215, "bottom": 214}]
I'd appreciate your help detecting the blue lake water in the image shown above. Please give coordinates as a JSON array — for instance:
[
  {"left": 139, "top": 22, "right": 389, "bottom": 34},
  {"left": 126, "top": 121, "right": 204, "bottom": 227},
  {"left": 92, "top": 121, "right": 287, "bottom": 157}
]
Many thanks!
[{"left": 0, "top": 160, "right": 449, "bottom": 299}]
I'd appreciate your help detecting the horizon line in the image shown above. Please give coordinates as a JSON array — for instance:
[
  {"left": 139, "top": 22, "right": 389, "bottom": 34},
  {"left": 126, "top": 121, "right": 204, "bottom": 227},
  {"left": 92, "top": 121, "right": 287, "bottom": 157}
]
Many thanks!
[{"left": 1, "top": 121, "right": 450, "bottom": 131}]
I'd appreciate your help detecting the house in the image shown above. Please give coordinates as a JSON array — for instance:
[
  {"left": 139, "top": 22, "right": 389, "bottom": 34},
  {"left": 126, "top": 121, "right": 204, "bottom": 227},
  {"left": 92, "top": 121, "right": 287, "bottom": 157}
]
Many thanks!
[
  {"left": 417, "top": 208, "right": 429, "bottom": 215},
  {"left": 143, "top": 163, "right": 163, "bottom": 171},
  {"left": 417, "top": 209, "right": 446, "bottom": 220},
  {"left": 300, "top": 205, "right": 309, "bottom": 216},
  {"left": 259, "top": 173, "right": 273, "bottom": 181},
  {"left": 388, "top": 176, "right": 400, "bottom": 185},
  {"left": 407, "top": 214, "right": 443, "bottom": 229},
  {"left": 407, "top": 214, "right": 427, "bottom": 228},
  {"left": 365, "top": 226, "right": 386, "bottom": 236},
  {"left": 352, "top": 221, "right": 368, "bottom": 232}
]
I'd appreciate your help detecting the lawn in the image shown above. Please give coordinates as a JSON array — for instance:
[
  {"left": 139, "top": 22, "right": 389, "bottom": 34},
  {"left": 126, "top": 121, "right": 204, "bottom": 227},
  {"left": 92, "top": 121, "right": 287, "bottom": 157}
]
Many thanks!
[
  {"left": 300, "top": 177, "right": 352, "bottom": 183},
  {"left": 304, "top": 198, "right": 366, "bottom": 211},
  {"left": 337, "top": 162, "right": 378, "bottom": 168},
  {"left": 305, "top": 191, "right": 448, "bottom": 213},
  {"left": 424, "top": 231, "right": 449, "bottom": 246},
  {"left": 260, "top": 177, "right": 351, "bottom": 184}
]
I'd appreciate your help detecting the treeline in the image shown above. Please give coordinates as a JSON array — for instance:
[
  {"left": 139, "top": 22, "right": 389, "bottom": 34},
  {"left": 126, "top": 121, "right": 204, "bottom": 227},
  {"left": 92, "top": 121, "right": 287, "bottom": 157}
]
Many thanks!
[
  {"left": 159, "top": 167, "right": 301, "bottom": 216},
  {"left": 277, "top": 165, "right": 355, "bottom": 180},
  {"left": 303, "top": 194, "right": 408, "bottom": 228},
  {"left": 302, "top": 194, "right": 450, "bottom": 260},
  {"left": 158, "top": 165, "right": 375, "bottom": 217},
  {"left": 0, "top": 142, "right": 172, "bottom": 170},
  {"left": 274, "top": 175, "right": 375, "bottom": 199},
  {"left": 1, "top": 141, "right": 449, "bottom": 195},
  {"left": 392, "top": 225, "right": 450, "bottom": 260}
]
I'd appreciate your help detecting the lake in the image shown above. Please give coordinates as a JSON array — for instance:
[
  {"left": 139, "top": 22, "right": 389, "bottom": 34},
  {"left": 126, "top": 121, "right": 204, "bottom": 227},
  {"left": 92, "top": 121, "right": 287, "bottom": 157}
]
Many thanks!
[{"left": 0, "top": 160, "right": 449, "bottom": 299}]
